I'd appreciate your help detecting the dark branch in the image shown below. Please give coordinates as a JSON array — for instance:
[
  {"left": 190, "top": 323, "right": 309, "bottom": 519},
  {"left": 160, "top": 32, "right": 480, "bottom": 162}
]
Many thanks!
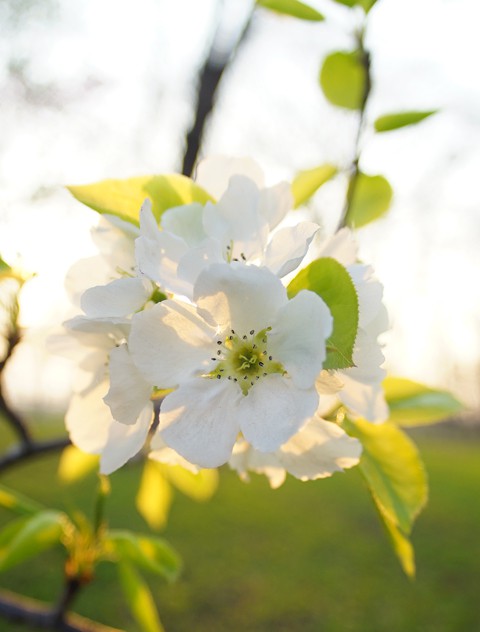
[
  {"left": 0, "top": 437, "right": 71, "bottom": 473},
  {"left": 0, "top": 589, "right": 123, "bottom": 632},
  {"left": 181, "top": 8, "right": 254, "bottom": 177}
]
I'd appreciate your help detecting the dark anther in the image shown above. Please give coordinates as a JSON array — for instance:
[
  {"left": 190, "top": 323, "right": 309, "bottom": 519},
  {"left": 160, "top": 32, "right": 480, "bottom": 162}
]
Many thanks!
[
  {"left": 259, "top": 361, "right": 264, "bottom": 367},
  {"left": 216, "top": 375, "right": 221, "bottom": 379},
  {"left": 217, "top": 340, "right": 222, "bottom": 345},
  {"left": 243, "top": 335, "right": 247, "bottom": 340},
  {"left": 241, "top": 253, "right": 247, "bottom": 261},
  {"left": 269, "top": 355, "right": 273, "bottom": 361},
  {"left": 250, "top": 329, "right": 254, "bottom": 335},
  {"left": 211, "top": 357, "right": 216, "bottom": 361},
  {"left": 217, "top": 350, "right": 221, "bottom": 355}
]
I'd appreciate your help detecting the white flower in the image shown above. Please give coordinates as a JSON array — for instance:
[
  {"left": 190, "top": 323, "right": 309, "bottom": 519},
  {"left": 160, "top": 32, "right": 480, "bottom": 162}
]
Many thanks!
[
  {"left": 65, "top": 215, "right": 138, "bottom": 308},
  {"left": 128, "top": 263, "right": 333, "bottom": 468},
  {"left": 229, "top": 414, "right": 362, "bottom": 489},
  {"left": 136, "top": 157, "right": 319, "bottom": 296},
  {"left": 56, "top": 315, "right": 153, "bottom": 474}
]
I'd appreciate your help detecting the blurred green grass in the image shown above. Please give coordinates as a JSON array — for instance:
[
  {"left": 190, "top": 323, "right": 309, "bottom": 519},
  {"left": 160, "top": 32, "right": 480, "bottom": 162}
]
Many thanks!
[{"left": 0, "top": 419, "right": 479, "bottom": 632}]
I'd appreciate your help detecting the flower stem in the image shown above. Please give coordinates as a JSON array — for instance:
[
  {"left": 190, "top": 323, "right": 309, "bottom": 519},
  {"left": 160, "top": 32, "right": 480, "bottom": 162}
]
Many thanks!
[{"left": 337, "top": 20, "right": 372, "bottom": 230}]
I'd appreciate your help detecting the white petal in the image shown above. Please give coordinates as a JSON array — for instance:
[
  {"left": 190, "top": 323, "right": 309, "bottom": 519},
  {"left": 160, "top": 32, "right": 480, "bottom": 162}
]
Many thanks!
[
  {"left": 135, "top": 230, "right": 191, "bottom": 297},
  {"left": 269, "top": 290, "right": 332, "bottom": 389},
  {"left": 63, "top": 315, "right": 130, "bottom": 341},
  {"left": 66, "top": 378, "right": 153, "bottom": 473},
  {"left": 81, "top": 277, "right": 152, "bottom": 318},
  {"left": 66, "top": 380, "right": 111, "bottom": 454},
  {"left": 129, "top": 300, "right": 214, "bottom": 388},
  {"left": 202, "top": 176, "right": 269, "bottom": 261},
  {"left": 339, "top": 329, "right": 388, "bottom": 422},
  {"left": 149, "top": 433, "right": 200, "bottom": 473},
  {"left": 339, "top": 376, "right": 389, "bottom": 423},
  {"left": 345, "top": 329, "right": 386, "bottom": 385},
  {"left": 258, "top": 181, "right": 293, "bottom": 230},
  {"left": 92, "top": 216, "right": 137, "bottom": 272},
  {"left": 195, "top": 155, "right": 264, "bottom": 199},
  {"left": 65, "top": 256, "right": 111, "bottom": 307},
  {"left": 176, "top": 238, "right": 223, "bottom": 287},
  {"left": 194, "top": 263, "right": 287, "bottom": 334},
  {"left": 104, "top": 344, "right": 153, "bottom": 425},
  {"left": 264, "top": 222, "right": 319, "bottom": 277},
  {"left": 277, "top": 416, "right": 362, "bottom": 480},
  {"left": 238, "top": 374, "right": 318, "bottom": 452},
  {"left": 161, "top": 203, "right": 206, "bottom": 247},
  {"left": 160, "top": 378, "right": 242, "bottom": 467},
  {"left": 100, "top": 404, "right": 153, "bottom": 475},
  {"left": 316, "top": 227, "right": 357, "bottom": 266},
  {"left": 348, "top": 264, "right": 388, "bottom": 331},
  {"left": 229, "top": 439, "right": 286, "bottom": 489}
]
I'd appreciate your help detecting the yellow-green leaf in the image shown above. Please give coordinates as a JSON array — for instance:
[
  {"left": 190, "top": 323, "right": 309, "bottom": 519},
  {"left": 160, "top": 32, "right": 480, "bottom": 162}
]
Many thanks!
[
  {"left": 331, "top": 0, "right": 377, "bottom": 10},
  {"left": 291, "top": 164, "right": 337, "bottom": 207},
  {"left": 0, "top": 510, "right": 65, "bottom": 572},
  {"left": 107, "top": 530, "right": 181, "bottom": 583},
  {"left": 342, "top": 418, "right": 428, "bottom": 534},
  {"left": 117, "top": 561, "right": 165, "bottom": 632},
  {"left": 319, "top": 51, "right": 366, "bottom": 110},
  {"left": 288, "top": 257, "right": 359, "bottom": 369},
  {"left": 68, "top": 175, "right": 213, "bottom": 225},
  {"left": 345, "top": 173, "right": 393, "bottom": 228},
  {"left": 384, "top": 377, "right": 463, "bottom": 426},
  {"left": 0, "top": 484, "right": 44, "bottom": 516},
  {"left": 377, "top": 506, "right": 416, "bottom": 579},
  {"left": 256, "top": 0, "right": 324, "bottom": 20},
  {"left": 58, "top": 446, "right": 99, "bottom": 484},
  {"left": 160, "top": 464, "right": 219, "bottom": 502},
  {"left": 136, "top": 461, "right": 173, "bottom": 531},
  {"left": 374, "top": 110, "right": 437, "bottom": 133}
]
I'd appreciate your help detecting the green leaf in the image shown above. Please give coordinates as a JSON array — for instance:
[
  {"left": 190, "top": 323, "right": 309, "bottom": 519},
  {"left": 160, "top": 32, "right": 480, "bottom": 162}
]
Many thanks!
[
  {"left": 332, "top": 0, "right": 377, "bottom": 11},
  {"left": 68, "top": 175, "right": 213, "bottom": 226},
  {"left": 374, "top": 110, "right": 437, "bottom": 133},
  {"left": 0, "top": 510, "right": 65, "bottom": 572},
  {"left": 117, "top": 561, "right": 165, "bottom": 632},
  {"left": 0, "top": 484, "right": 44, "bottom": 516},
  {"left": 106, "top": 530, "right": 181, "bottom": 583},
  {"left": 160, "top": 464, "right": 219, "bottom": 502},
  {"left": 291, "top": 164, "right": 337, "bottom": 207},
  {"left": 256, "top": 0, "right": 324, "bottom": 20},
  {"left": 384, "top": 377, "right": 463, "bottom": 426},
  {"left": 319, "top": 51, "right": 367, "bottom": 110},
  {"left": 378, "top": 507, "right": 416, "bottom": 579},
  {"left": 136, "top": 461, "right": 173, "bottom": 531},
  {"left": 342, "top": 418, "right": 428, "bottom": 534},
  {"left": 345, "top": 173, "right": 393, "bottom": 228},
  {"left": 287, "top": 257, "right": 359, "bottom": 369}
]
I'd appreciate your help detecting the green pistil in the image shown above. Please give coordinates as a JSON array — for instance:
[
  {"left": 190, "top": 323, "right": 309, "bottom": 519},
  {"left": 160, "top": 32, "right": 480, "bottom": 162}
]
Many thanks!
[{"left": 208, "top": 327, "right": 284, "bottom": 395}]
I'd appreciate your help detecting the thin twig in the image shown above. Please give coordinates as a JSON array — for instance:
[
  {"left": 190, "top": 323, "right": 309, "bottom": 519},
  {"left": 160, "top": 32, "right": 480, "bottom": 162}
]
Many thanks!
[
  {"left": 0, "top": 588, "right": 123, "bottom": 631},
  {"left": 0, "top": 437, "right": 71, "bottom": 473},
  {"left": 337, "top": 23, "right": 372, "bottom": 230},
  {"left": 181, "top": 5, "right": 254, "bottom": 176}
]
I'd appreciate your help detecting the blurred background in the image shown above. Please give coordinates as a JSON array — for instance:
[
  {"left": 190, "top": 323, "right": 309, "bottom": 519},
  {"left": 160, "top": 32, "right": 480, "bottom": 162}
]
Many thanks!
[
  {"left": 0, "top": 0, "right": 479, "bottom": 415},
  {"left": 1, "top": 2, "right": 480, "bottom": 631}
]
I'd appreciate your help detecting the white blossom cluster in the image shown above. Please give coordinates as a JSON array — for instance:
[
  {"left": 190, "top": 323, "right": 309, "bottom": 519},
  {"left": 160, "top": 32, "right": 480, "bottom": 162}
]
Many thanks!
[{"left": 57, "top": 157, "right": 389, "bottom": 487}]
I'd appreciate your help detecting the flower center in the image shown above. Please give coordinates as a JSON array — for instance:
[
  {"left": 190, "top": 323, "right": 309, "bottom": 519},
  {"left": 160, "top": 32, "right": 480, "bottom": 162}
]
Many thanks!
[{"left": 208, "top": 327, "right": 284, "bottom": 395}]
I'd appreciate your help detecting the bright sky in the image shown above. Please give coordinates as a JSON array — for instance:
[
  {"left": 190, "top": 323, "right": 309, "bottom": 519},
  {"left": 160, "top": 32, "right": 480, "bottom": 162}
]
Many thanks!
[{"left": 0, "top": 0, "right": 479, "bottom": 411}]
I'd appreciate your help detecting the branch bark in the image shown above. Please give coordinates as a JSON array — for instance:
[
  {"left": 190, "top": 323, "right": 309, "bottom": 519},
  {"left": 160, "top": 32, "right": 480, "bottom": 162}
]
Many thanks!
[
  {"left": 0, "top": 589, "right": 123, "bottom": 632},
  {"left": 181, "top": 6, "right": 254, "bottom": 177}
]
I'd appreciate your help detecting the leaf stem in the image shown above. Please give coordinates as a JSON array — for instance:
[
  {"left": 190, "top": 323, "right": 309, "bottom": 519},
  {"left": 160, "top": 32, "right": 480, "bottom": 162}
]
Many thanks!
[{"left": 337, "top": 21, "right": 372, "bottom": 230}]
